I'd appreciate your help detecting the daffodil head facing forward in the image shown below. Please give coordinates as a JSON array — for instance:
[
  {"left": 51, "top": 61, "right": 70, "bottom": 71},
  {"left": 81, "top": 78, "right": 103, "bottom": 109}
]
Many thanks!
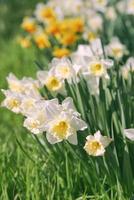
[{"left": 84, "top": 131, "right": 112, "bottom": 156}]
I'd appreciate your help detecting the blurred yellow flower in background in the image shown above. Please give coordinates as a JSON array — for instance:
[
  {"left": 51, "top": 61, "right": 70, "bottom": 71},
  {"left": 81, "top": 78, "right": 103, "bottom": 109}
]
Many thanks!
[
  {"left": 58, "top": 33, "right": 78, "bottom": 46},
  {"left": 46, "top": 20, "right": 61, "bottom": 36},
  {"left": 34, "top": 3, "right": 56, "bottom": 23},
  {"left": 34, "top": 32, "right": 51, "bottom": 49},
  {"left": 18, "top": 37, "right": 31, "bottom": 48},
  {"left": 21, "top": 17, "right": 37, "bottom": 33},
  {"left": 53, "top": 48, "right": 70, "bottom": 58}
]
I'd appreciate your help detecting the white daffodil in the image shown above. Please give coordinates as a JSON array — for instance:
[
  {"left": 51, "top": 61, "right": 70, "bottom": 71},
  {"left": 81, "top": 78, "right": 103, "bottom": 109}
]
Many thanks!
[
  {"left": 72, "top": 39, "right": 104, "bottom": 63},
  {"left": 34, "top": 3, "right": 56, "bottom": 23},
  {"left": 50, "top": 57, "right": 76, "bottom": 82},
  {"left": 20, "top": 96, "right": 41, "bottom": 116},
  {"left": 81, "top": 56, "right": 113, "bottom": 82},
  {"left": 7, "top": 73, "right": 24, "bottom": 93},
  {"left": 72, "top": 39, "right": 113, "bottom": 94},
  {"left": 105, "top": 37, "right": 127, "bottom": 59},
  {"left": 84, "top": 131, "right": 112, "bottom": 156},
  {"left": 71, "top": 45, "right": 93, "bottom": 71},
  {"left": 83, "top": 59, "right": 111, "bottom": 77},
  {"left": 124, "top": 129, "right": 134, "bottom": 141},
  {"left": 1, "top": 90, "right": 22, "bottom": 113},
  {"left": 37, "top": 69, "right": 65, "bottom": 94},
  {"left": 23, "top": 99, "right": 58, "bottom": 134},
  {"left": 44, "top": 97, "right": 87, "bottom": 144},
  {"left": 24, "top": 114, "right": 46, "bottom": 134},
  {"left": 7, "top": 73, "right": 41, "bottom": 98}
]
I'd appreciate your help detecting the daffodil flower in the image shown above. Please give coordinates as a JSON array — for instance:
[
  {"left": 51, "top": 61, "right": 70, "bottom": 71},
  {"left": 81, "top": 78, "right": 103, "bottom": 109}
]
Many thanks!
[
  {"left": 50, "top": 57, "right": 77, "bottom": 82},
  {"left": 84, "top": 131, "right": 112, "bottom": 156},
  {"left": 37, "top": 69, "right": 65, "bottom": 94},
  {"left": 34, "top": 3, "right": 56, "bottom": 23},
  {"left": 44, "top": 97, "right": 87, "bottom": 144},
  {"left": 1, "top": 90, "right": 22, "bottom": 113},
  {"left": 23, "top": 99, "right": 58, "bottom": 134},
  {"left": 105, "top": 37, "right": 127, "bottom": 59},
  {"left": 6, "top": 73, "right": 41, "bottom": 98},
  {"left": 21, "top": 17, "right": 37, "bottom": 33}
]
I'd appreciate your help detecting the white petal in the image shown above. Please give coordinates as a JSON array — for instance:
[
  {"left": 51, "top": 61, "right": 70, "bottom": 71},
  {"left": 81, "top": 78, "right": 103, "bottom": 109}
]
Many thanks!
[
  {"left": 68, "top": 134, "right": 78, "bottom": 145},
  {"left": 86, "top": 135, "right": 95, "bottom": 140},
  {"left": 62, "top": 97, "right": 76, "bottom": 111},
  {"left": 124, "top": 129, "right": 134, "bottom": 141},
  {"left": 45, "top": 102, "right": 61, "bottom": 120},
  {"left": 46, "top": 132, "right": 59, "bottom": 144},
  {"left": 36, "top": 71, "right": 48, "bottom": 83},
  {"left": 90, "top": 38, "right": 103, "bottom": 57},
  {"left": 94, "top": 131, "right": 102, "bottom": 140},
  {"left": 95, "top": 147, "right": 105, "bottom": 156},
  {"left": 7, "top": 73, "right": 18, "bottom": 82},
  {"left": 102, "top": 59, "right": 114, "bottom": 68},
  {"left": 71, "top": 117, "right": 87, "bottom": 131},
  {"left": 94, "top": 131, "right": 112, "bottom": 147}
]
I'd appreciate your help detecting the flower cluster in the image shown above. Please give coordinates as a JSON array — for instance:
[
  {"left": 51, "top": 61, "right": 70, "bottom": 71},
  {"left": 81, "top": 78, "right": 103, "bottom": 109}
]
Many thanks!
[
  {"left": 1, "top": 38, "right": 118, "bottom": 156},
  {"left": 1, "top": 76, "right": 113, "bottom": 155},
  {"left": 37, "top": 39, "right": 114, "bottom": 95},
  {"left": 19, "top": 0, "right": 132, "bottom": 58}
]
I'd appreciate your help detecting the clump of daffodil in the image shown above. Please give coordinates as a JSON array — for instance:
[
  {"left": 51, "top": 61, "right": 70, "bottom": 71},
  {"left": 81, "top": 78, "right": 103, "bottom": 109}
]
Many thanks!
[
  {"left": 36, "top": 57, "right": 78, "bottom": 94},
  {"left": 1, "top": 75, "right": 87, "bottom": 142},
  {"left": 71, "top": 38, "right": 113, "bottom": 94},
  {"left": 84, "top": 131, "right": 112, "bottom": 156}
]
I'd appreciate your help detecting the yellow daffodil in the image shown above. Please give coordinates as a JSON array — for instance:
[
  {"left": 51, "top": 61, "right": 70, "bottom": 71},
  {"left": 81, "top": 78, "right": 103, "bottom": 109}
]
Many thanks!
[
  {"left": 45, "top": 20, "right": 60, "bottom": 36},
  {"left": 58, "top": 33, "right": 78, "bottom": 46},
  {"left": 21, "top": 17, "right": 37, "bottom": 33},
  {"left": 19, "top": 37, "right": 31, "bottom": 48},
  {"left": 34, "top": 32, "right": 51, "bottom": 49},
  {"left": 53, "top": 48, "right": 70, "bottom": 58}
]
